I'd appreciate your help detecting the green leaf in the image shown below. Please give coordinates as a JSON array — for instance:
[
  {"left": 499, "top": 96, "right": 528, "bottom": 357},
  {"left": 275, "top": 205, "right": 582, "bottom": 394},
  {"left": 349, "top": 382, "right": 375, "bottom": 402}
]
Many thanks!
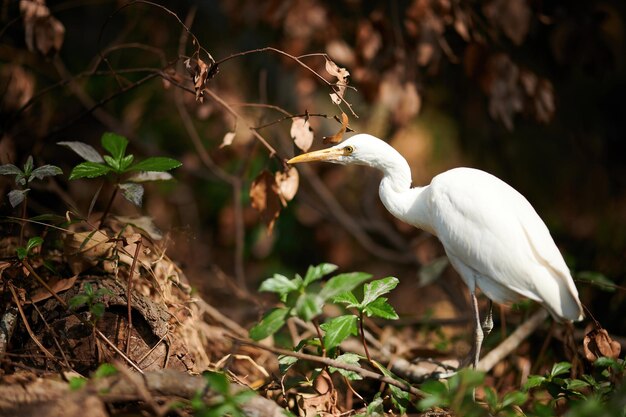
[
  {"left": 0, "top": 164, "right": 22, "bottom": 176},
  {"left": 69, "top": 162, "right": 112, "bottom": 179},
  {"left": 16, "top": 247, "right": 27, "bottom": 260},
  {"left": 119, "top": 154, "right": 134, "bottom": 171},
  {"left": 68, "top": 377, "right": 87, "bottom": 391},
  {"left": 249, "top": 307, "right": 289, "bottom": 341},
  {"left": 103, "top": 154, "right": 120, "bottom": 171},
  {"left": 566, "top": 379, "right": 590, "bottom": 391},
  {"left": 576, "top": 271, "right": 616, "bottom": 292},
  {"left": 84, "top": 282, "right": 94, "bottom": 296},
  {"left": 101, "top": 132, "right": 128, "bottom": 161},
  {"left": 320, "top": 314, "right": 358, "bottom": 351},
  {"left": 23, "top": 155, "right": 33, "bottom": 175},
  {"left": 94, "top": 363, "right": 117, "bottom": 378},
  {"left": 328, "top": 353, "right": 362, "bottom": 380},
  {"left": 362, "top": 276, "right": 399, "bottom": 306},
  {"left": 483, "top": 386, "right": 498, "bottom": 410},
  {"left": 294, "top": 293, "right": 322, "bottom": 322},
  {"left": 363, "top": 297, "right": 399, "bottom": 319},
  {"left": 26, "top": 236, "right": 44, "bottom": 253},
  {"left": 8, "top": 189, "right": 28, "bottom": 208},
  {"left": 259, "top": 274, "right": 300, "bottom": 300},
  {"left": 372, "top": 361, "right": 411, "bottom": 415},
  {"left": 319, "top": 272, "right": 372, "bottom": 302},
  {"left": 58, "top": 141, "right": 105, "bottom": 162},
  {"left": 204, "top": 371, "right": 230, "bottom": 395},
  {"left": 232, "top": 389, "right": 257, "bottom": 405},
  {"left": 278, "top": 355, "right": 298, "bottom": 373},
  {"left": 118, "top": 183, "right": 144, "bottom": 207},
  {"left": 29, "top": 165, "right": 62, "bottom": 182},
  {"left": 332, "top": 291, "right": 359, "bottom": 307},
  {"left": 128, "top": 157, "right": 182, "bottom": 172},
  {"left": 69, "top": 294, "right": 90, "bottom": 309},
  {"left": 303, "top": 263, "right": 338, "bottom": 286},
  {"left": 418, "top": 379, "right": 448, "bottom": 410},
  {"left": 550, "top": 361, "right": 572, "bottom": 377},
  {"left": 501, "top": 390, "right": 527, "bottom": 408},
  {"left": 90, "top": 302, "right": 106, "bottom": 319},
  {"left": 524, "top": 375, "right": 546, "bottom": 390}
]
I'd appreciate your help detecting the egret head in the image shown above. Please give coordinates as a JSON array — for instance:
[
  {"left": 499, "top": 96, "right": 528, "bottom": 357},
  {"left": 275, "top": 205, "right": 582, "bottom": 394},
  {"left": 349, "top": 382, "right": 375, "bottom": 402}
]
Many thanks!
[{"left": 287, "top": 134, "right": 388, "bottom": 168}]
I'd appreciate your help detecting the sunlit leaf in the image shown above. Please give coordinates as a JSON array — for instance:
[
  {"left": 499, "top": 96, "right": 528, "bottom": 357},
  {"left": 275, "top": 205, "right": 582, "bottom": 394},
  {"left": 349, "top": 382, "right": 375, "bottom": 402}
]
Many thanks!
[
  {"left": 320, "top": 314, "right": 358, "bottom": 351},
  {"left": 550, "top": 361, "right": 572, "bottom": 377},
  {"left": 259, "top": 274, "right": 300, "bottom": 302},
  {"left": 58, "top": 141, "right": 104, "bottom": 162},
  {"left": 319, "top": 272, "right": 371, "bottom": 302},
  {"left": 295, "top": 293, "right": 322, "bottom": 322},
  {"left": 303, "top": 263, "right": 338, "bottom": 286},
  {"left": 203, "top": 371, "right": 230, "bottom": 395},
  {"left": 29, "top": 164, "right": 62, "bottom": 181},
  {"left": 128, "top": 157, "right": 182, "bottom": 172},
  {"left": 278, "top": 355, "right": 298, "bottom": 373},
  {"left": 69, "top": 162, "right": 112, "bottom": 179},
  {"left": 0, "top": 164, "right": 23, "bottom": 176},
  {"left": 126, "top": 171, "right": 173, "bottom": 182},
  {"left": 328, "top": 353, "right": 362, "bottom": 380},
  {"left": 363, "top": 297, "right": 398, "bottom": 320},
  {"left": 333, "top": 291, "right": 359, "bottom": 307},
  {"left": 25, "top": 236, "right": 43, "bottom": 253},
  {"left": 290, "top": 117, "right": 314, "bottom": 152},
  {"left": 362, "top": 276, "right": 399, "bottom": 306},
  {"left": 249, "top": 307, "right": 288, "bottom": 341},
  {"left": 94, "top": 363, "right": 117, "bottom": 378}
]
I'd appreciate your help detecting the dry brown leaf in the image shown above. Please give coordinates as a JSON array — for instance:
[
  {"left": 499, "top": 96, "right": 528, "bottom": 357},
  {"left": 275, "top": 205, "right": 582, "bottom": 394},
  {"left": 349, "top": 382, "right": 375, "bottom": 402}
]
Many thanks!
[
  {"left": 323, "top": 112, "right": 349, "bottom": 144},
  {"left": 249, "top": 170, "right": 282, "bottom": 233},
  {"left": 220, "top": 131, "right": 236, "bottom": 148},
  {"left": 27, "top": 275, "right": 78, "bottom": 304},
  {"left": 583, "top": 328, "right": 622, "bottom": 362},
  {"left": 184, "top": 56, "right": 217, "bottom": 102},
  {"left": 20, "top": 0, "right": 65, "bottom": 56},
  {"left": 290, "top": 117, "right": 314, "bottom": 152},
  {"left": 64, "top": 230, "right": 115, "bottom": 274},
  {"left": 275, "top": 167, "right": 299, "bottom": 206},
  {"left": 325, "top": 59, "right": 350, "bottom": 105}
]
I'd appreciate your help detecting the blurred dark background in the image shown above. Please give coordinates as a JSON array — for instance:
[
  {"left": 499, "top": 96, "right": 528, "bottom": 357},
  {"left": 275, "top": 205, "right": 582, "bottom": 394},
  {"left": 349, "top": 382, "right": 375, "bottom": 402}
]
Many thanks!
[{"left": 1, "top": 0, "right": 625, "bottom": 335}]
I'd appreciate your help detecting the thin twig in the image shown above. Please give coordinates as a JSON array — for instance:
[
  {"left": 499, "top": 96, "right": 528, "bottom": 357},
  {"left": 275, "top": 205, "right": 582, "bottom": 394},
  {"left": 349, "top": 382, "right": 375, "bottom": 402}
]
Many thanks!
[
  {"left": 30, "top": 301, "right": 73, "bottom": 370},
  {"left": 359, "top": 312, "right": 372, "bottom": 363},
  {"left": 8, "top": 283, "right": 61, "bottom": 366},
  {"left": 21, "top": 260, "right": 144, "bottom": 373},
  {"left": 477, "top": 309, "right": 549, "bottom": 373},
  {"left": 126, "top": 238, "right": 142, "bottom": 356},
  {"left": 229, "top": 335, "right": 423, "bottom": 397}
]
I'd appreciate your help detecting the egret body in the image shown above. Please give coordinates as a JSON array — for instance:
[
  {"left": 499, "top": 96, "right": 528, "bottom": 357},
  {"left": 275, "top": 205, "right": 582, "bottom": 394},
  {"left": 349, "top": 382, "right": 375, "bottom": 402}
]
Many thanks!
[{"left": 288, "top": 134, "right": 583, "bottom": 367}]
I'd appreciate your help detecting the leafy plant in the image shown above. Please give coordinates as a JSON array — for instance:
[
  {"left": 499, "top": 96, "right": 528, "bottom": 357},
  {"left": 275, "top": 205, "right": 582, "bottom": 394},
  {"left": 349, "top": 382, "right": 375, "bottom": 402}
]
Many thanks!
[
  {"left": 16, "top": 236, "right": 44, "bottom": 260},
  {"left": 59, "top": 132, "right": 181, "bottom": 223},
  {"left": 0, "top": 155, "right": 63, "bottom": 208},
  {"left": 249, "top": 263, "right": 371, "bottom": 343},
  {"left": 191, "top": 371, "right": 256, "bottom": 417},
  {"left": 68, "top": 282, "right": 114, "bottom": 322},
  {"left": 418, "top": 369, "right": 493, "bottom": 417}
]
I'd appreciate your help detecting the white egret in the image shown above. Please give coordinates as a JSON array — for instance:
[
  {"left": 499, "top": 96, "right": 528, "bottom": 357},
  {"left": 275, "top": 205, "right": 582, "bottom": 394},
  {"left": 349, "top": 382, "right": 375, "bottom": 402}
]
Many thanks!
[{"left": 288, "top": 133, "right": 584, "bottom": 368}]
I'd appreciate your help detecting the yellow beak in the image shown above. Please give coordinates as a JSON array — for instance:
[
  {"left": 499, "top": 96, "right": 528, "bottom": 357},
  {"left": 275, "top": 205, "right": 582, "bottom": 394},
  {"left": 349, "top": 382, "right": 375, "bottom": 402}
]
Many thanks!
[{"left": 287, "top": 147, "right": 344, "bottom": 164}]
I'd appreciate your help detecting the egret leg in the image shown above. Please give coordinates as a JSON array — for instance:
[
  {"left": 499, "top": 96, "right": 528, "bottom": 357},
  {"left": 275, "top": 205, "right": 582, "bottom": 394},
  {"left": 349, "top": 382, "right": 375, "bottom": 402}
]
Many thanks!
[
  {"left": 470, "top": 292, "right": 484, "bottom": 369},
  {"left": 481, "top": 300, "right": 493, "bottom": 337}
]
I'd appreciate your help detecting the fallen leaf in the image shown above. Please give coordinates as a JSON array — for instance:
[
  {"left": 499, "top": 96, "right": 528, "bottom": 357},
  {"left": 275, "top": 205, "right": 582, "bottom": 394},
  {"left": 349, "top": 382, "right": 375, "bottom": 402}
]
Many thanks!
[
  {"left": 275, "top": 167, "right": 299, "bottom": 206},
  {"left": 290, "top": 117, "right": 314, "bottom": 152},
  {"left": 220, "top": 131, "right": 236, "bottom": 148},
  {"left": 27, "top": 275, "right": 78, "bottom": 303},
  {"left": 323, "top": 112, "right": 349, "bottom": 144},
  {"left": 325, "top": 58, "right": 350, "bottom": 105},
  {"left": 583, "top": 328, "right": 621, "bottom": 362},
  {"left": 250, "top": 170, "right": 282, "bottom": 233},
  {"left": 64, "top": 230, "right": 115, "bottom": 274}
]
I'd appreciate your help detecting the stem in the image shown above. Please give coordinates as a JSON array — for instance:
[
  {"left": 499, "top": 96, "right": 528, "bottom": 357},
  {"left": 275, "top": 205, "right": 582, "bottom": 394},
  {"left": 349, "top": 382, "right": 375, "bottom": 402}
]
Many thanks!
[
  {"left": 19, "top": 195, "right": 27, "bottom": 246},
  {"left": 312, "top": 317, "right": 326, "bottom": 357},
  {"left": 99, "top": 183, "right": 119, "bottom": 227},
  {"left": 359, "top": 311, "right": 372, "bottom": 363}
]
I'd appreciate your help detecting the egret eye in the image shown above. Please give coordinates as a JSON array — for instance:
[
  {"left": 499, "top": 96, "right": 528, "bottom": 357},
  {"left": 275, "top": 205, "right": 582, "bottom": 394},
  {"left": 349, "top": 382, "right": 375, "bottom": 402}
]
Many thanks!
[{"left": 343, "top": 145, "right": 354, "bottom": 155}]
